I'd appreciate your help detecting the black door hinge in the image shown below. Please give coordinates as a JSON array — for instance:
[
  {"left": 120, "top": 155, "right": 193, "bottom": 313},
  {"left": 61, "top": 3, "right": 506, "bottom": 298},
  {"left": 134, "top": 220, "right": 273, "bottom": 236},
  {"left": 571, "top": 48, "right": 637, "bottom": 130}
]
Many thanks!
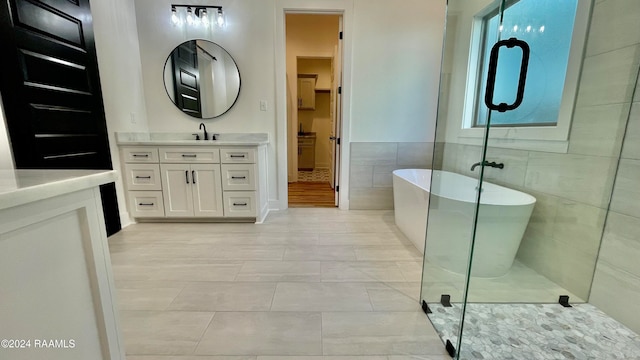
[
  {"left": 446, "top": 340, "right": 456, "bottom": 357},
  {"left": 336, "top": 186, "right": 339, "bottom": 192},
  {"left": 338, "top": 86, "right": 342, "bottom": 94},
  {"left": 339, "top": 31, "right": 343, "bottom": 40},
  {"left": 421, "top": 300, "right": 432, "bottom": 314},
  {"left": 337, "top": 138, "right": 341, "bottom": 145}
]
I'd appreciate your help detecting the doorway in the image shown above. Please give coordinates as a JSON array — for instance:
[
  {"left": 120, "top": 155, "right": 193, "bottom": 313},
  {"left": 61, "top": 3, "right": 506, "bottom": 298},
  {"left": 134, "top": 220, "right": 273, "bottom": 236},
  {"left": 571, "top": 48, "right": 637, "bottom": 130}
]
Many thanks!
[{"left": 285, "top": 13, "right": 343, "bottom": 208}]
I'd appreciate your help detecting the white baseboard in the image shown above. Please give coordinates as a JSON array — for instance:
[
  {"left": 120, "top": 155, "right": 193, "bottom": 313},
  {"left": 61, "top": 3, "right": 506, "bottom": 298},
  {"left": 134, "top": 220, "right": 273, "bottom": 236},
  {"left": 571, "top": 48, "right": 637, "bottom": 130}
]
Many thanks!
[
  {"left": 119, "top": 211, "right": 133, "bottom": 229},
  {"left": 269, "top": 199, "right": 284, "bottom": 211}
]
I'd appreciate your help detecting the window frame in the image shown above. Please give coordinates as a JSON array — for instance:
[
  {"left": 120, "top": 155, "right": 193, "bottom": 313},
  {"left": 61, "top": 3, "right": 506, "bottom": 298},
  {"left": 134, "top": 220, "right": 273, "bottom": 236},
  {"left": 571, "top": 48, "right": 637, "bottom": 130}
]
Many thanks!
[{"left": 456, "top": 0, "right": 592, "bottom": 152}]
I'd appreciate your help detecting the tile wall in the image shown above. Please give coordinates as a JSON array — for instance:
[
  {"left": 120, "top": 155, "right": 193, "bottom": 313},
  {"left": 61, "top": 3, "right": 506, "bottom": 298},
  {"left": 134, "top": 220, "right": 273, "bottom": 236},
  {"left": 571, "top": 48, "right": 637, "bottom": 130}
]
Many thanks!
[
  {"left": 590, "top": 57, "right": 640, "bottom": 333},
  {"left": 349, "top": 142, "right": 434, "bottom": 210}
]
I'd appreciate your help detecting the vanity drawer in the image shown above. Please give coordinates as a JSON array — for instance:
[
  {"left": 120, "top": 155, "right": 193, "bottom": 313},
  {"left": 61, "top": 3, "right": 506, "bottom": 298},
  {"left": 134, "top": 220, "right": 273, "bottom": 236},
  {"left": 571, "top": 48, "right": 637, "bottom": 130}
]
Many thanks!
[
  {"left": 221, "top": 164, "right": 256, "bottom": 191},
  {"left": 159, "top": 147, "right": 220, "bottom": 163},
  {"left": 124, "top": 164, "right": 161, "bottom": 191},
  {"left": 128, "top": 191, "right": 165, "bottom": 218},
  {"left": 122, "top": 147, "right": 159, "bottom": 163},
  {"left": 220, "top": 147, "right": 256, "bottom": 164},
  {"left": 223, "top": 191, "right": 256, "bottom": 217}
]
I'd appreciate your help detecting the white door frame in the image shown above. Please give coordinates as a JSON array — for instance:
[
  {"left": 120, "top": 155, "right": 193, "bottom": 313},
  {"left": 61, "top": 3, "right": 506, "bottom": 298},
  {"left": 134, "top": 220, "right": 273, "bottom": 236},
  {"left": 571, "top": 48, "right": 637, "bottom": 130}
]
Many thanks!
[{"left": 275, "top": 0, "right": 354, "bottom": 211}]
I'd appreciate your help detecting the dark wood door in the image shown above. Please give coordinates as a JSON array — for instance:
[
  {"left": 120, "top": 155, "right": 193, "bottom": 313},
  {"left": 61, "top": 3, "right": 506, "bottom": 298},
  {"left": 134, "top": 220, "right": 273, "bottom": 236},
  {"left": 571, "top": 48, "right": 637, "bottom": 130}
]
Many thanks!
[
  {"left": 0, "top": 0, "right": 121, "bottom": 235},
  {"left": 172, "top": 40, "right": 202, "bottom": 118}
]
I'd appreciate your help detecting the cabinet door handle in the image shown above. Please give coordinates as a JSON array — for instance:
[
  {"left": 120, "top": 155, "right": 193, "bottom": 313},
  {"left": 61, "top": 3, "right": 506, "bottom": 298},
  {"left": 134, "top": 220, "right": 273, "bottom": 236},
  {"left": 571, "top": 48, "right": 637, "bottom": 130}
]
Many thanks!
[
  {"left": 139, "top": 202, "right": 154, "bottom": 206},
  {"left": 231, "top": 176, "right": 246, "bottom": 180},
  {"left": 135, "top": 176, "right": 151, "bottom": 179},
  {"left": 132, "top": 154, "right": 149, "bottom": 158},
  {"left": 182, "top": 154, "right": 197, "bottom": 158},
  {"left": 230, "top": 155, "right": 246, "bottom": 158},
  {"left": 192, "top": 170, "right": 196, "bottom": 184},
  {"left": 185, "top": 170, "right": 190, "bottom": 184},
  {"left": 233, "top": 202, "right": 248, "bottom": 206}
]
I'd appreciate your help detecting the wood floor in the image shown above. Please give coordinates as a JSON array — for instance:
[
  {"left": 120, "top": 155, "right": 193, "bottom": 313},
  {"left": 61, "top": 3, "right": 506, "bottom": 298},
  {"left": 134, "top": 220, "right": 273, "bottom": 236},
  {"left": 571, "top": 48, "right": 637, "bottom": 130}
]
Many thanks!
[{"left": 288, "top": 181, "right": 336, "bottom": 208}]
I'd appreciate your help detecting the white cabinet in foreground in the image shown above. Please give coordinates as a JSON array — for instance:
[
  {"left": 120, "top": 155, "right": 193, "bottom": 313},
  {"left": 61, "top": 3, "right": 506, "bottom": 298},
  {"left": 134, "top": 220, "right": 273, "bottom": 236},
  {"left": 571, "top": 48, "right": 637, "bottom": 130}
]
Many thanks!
[{"left": 0, "top": 170, "right": 124, "bottom": 360}]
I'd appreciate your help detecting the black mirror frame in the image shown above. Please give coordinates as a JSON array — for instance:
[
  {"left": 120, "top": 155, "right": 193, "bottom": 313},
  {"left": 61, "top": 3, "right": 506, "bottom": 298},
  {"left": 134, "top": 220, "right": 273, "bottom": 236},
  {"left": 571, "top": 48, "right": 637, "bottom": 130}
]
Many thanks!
[{"left": 162, "top": 39, "right": 242, "bottom": 119}]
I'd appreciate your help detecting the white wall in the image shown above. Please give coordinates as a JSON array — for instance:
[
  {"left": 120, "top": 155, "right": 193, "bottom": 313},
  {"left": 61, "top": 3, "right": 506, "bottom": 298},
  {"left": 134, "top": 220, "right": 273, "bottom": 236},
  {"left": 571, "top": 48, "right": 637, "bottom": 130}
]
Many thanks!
[
  {"left": 350, "top": 0, "right": 445, "bottom": 143},
  {"left": 124, "top": 0, "right": 444, "bottom": 209},
  {"left": 0, "top": 96, "right": 14, "bottom": 169},
  {"left": 91, "top": 0, "right": 150, "bottom": 226},
  {"left": 134, "top": 0, "right": 279, "bottom": 204}
]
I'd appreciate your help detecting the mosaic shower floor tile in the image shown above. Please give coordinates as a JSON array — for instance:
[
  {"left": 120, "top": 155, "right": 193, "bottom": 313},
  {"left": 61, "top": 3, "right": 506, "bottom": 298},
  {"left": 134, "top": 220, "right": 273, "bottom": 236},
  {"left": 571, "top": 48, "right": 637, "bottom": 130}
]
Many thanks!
[{"left": 427, "top": 303, "right": 640, "bottom": 359}]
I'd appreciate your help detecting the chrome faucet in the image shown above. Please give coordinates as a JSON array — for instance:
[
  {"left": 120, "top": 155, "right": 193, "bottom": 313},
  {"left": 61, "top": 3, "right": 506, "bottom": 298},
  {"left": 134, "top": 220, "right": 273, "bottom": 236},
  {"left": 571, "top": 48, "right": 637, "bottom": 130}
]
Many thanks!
[
  {"left": 471, "top": 161, "right": 504, "bottom": 171},
  {"left": 199, "top": 123, "right": 208, "bottom": 140}
]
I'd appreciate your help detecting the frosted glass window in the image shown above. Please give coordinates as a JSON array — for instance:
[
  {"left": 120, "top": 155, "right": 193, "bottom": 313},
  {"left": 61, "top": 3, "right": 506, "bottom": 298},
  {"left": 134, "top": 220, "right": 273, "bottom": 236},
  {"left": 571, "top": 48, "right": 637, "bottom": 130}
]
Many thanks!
[{"left": 475, "top": 0, "right": 578, "bottom": 127}]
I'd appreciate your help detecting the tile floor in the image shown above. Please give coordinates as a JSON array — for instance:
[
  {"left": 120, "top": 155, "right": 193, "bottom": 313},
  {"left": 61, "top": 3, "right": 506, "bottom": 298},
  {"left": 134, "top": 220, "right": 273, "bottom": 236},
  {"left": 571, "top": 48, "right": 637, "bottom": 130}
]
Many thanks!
[
  {"left": 108, "top": 209, "right": 451, "bottom": 359},
  {"left": 421, "top": 259, "right": 584, "bottom": 304},
  {"left": 298, "top": 168, "right": 331, "bottom": 182},
  {"left": 428, "top": 303, "right": 640, "bottom": 359}
]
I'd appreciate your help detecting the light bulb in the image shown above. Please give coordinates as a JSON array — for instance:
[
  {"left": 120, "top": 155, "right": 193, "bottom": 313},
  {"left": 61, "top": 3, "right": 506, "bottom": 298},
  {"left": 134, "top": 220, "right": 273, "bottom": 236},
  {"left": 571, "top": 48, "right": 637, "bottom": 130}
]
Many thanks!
[
  {"left": 201, "top": 9, "right": 210, "bottom": 28},
  {"left": 499, "top": 25, "right": 503, "bottom": 32},
  {"left": 513, "top": 25, "right": 518, "bottom": 32},
  {"left": 171, "top": 7, "right": 179, "bottom": 25},
  {"left": 539, "top": 25, "right": 545, "bottom": 33},
  {"left": 217, "top": 9, "right": 225, "bottom": 27},
  {"left": 187, "top": 7, "right": 194, "bottom": 25},
  {"left": 526, "top": 25, "right": 531, "bottom": 32}
]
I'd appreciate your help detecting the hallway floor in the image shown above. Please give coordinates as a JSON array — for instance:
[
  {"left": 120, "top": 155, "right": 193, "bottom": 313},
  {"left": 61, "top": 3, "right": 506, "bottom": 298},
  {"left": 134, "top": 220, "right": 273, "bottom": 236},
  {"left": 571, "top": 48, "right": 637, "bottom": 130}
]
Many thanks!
[
  {"left": 108, "top": 209, "right": 450, "bottom": 359},
  {"left": 288, "top": 181, "right": 336, "bottom": 208}
]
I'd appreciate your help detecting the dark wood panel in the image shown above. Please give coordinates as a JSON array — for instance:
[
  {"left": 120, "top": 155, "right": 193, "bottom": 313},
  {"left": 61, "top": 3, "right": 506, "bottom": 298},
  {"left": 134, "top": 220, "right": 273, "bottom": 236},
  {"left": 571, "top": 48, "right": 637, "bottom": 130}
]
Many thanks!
[
  {"left": 13, "top": 0, "right": 84, "bottom": 48},
  {"left": 29, "top": 103, "right": 96, "bottom": 134},
  {"left": 179, "top": 69, "right": 197, "bottom": 90},
  {"left": 0, "top": 0, "right": 120, "bottom": 235},
  {"left": 180, "top": 94, "right": 200, "bottom": 114},
  {"left": 19, "top": 48, "right": 91, "bottom": 93},
  {"left": 172, "top": 40, "right": 202, "bottom": 118}
]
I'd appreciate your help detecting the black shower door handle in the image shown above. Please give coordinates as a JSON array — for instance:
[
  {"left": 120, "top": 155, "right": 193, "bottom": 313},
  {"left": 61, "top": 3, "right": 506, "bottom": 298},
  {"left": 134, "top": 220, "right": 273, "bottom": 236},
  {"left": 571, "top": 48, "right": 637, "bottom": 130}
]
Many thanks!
[{"left": 484, "top": 37, "right": 530, "bottom": 113}]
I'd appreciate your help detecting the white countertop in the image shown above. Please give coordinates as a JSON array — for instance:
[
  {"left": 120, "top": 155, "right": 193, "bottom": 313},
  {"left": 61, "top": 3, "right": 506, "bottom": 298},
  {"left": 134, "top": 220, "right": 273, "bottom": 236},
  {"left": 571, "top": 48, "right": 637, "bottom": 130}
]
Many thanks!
[
  {"left": 0, "top": 169, "right": 117, "bottom": 211},
  {"left": 116, "top": 132, "right": 269, "bottom": 146}
]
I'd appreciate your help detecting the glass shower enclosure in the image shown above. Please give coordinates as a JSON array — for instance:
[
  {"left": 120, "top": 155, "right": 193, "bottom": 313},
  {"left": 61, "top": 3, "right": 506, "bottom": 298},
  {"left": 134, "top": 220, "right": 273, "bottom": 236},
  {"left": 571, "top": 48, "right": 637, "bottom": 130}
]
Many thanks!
[{"left": 421, "top": 0, "right": 638, "bottom": 358}]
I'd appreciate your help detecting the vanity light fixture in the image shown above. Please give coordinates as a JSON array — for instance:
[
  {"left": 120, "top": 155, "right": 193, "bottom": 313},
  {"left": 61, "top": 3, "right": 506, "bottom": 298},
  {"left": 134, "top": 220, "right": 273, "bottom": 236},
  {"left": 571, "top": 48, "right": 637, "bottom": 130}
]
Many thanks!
[
  {"left": 170, "top": 5, "right": 225, "bottom": 28},
  {"left": 201, "top": 9, "right": 209, "bottom": 28},
  {"left": 171, "top": 6, "right": 180, "bottom": 25},
  {"left": 216, "top": 8, "right": 225, "bottom": 27},
  {"left": 186, "top": 7, "right": 194, "bottom": 25}
]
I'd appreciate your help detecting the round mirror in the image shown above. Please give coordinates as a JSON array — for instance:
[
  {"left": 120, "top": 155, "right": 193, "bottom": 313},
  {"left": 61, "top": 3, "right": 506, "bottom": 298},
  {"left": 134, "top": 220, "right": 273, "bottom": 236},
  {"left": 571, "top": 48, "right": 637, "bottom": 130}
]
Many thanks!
[{"left": 163, "top": 39, "right": 241, "bottom": 119}]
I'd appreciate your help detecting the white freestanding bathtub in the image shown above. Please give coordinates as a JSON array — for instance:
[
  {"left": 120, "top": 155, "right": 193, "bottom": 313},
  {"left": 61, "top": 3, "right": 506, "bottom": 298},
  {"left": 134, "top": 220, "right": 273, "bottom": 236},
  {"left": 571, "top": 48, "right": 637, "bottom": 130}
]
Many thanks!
[{"left": 392, "top": 169, "right": 536, "bottom": 278}]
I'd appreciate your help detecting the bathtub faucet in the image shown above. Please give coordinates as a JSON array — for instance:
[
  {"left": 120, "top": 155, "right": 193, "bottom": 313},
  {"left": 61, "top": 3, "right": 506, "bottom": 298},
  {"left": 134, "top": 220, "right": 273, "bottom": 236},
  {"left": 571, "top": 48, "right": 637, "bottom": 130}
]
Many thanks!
[{"left": 471, "top": 161, "right": 505, "bottom": 171}]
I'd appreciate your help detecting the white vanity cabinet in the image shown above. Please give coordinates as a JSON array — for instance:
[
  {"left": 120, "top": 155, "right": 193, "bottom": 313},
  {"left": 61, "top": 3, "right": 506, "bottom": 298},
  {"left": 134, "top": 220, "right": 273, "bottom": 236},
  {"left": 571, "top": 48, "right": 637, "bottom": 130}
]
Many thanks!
[
  {"left": 120, "top": 142, "right": 268, "bottom": 223},
  {"left": 160, "top": 163, "right": 223, "bottom": 217}
]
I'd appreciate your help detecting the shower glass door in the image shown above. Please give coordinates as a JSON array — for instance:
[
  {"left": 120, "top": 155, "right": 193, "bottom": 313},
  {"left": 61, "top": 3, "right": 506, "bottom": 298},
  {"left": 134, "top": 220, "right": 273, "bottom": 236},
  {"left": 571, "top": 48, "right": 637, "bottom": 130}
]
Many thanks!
[
  {"left": 421, "top": 0, "right": 619, "bottom": 358},
  {"left": 419, "top": 0, "right": 500, "bottom": 356}
]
